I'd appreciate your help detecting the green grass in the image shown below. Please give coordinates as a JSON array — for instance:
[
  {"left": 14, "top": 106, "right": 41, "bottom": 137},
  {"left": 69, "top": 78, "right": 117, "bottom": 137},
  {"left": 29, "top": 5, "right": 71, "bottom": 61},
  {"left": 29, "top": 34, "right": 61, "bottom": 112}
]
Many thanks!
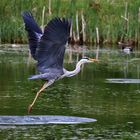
[{"left": 0, "top": 0, "right": 140, "bottom": 46}]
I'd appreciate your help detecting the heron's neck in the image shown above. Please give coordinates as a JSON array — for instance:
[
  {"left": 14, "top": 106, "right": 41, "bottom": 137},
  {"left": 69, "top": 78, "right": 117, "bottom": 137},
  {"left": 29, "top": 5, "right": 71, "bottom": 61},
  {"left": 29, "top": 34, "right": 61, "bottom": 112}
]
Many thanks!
[{"left": 65, "top": 61, "right": 83, "bottom": 77}]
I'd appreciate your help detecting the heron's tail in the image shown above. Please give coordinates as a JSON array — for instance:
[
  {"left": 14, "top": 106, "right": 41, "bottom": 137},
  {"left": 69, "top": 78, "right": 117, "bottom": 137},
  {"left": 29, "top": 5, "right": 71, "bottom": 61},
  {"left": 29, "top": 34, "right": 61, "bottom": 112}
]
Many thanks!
[
  {"left": 28, "top": 73, "right": 47, "bottom": 80},
  {"left": 21, "top": 11, "right": 42, "bottom": 60}
]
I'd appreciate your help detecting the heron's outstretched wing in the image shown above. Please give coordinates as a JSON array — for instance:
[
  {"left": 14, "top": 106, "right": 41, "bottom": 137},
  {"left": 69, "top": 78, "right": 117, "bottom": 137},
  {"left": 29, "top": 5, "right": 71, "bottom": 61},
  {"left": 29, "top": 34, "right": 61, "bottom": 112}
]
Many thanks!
[
  {"left": 21, "top": 11, "right": 42, "bottom": 60},
  {"left": 36, "top": 18, "right": 71, "bottom": 73}
]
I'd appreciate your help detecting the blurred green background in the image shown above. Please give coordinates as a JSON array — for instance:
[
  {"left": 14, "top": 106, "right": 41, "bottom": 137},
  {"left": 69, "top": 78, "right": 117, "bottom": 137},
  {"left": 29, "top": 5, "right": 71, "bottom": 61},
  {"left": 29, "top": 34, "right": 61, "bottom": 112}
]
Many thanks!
[{"left": 0, "top": 0, "right": 140, "bottom": 46}]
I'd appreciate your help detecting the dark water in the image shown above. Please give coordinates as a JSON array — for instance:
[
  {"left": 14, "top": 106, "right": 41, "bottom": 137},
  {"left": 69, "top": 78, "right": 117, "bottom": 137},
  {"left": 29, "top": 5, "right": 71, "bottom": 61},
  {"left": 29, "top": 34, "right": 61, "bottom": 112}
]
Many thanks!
[{"left": 0, "top": 45, "right": 140, "bottom": 139}]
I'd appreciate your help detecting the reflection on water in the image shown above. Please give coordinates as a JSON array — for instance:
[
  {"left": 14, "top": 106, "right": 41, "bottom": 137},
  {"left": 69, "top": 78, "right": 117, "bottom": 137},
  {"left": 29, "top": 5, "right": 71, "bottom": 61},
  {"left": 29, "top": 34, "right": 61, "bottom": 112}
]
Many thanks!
[
  {"left": 0, "top": 45, "right": 140, "bottom": 139},
  {"left": 106, "top": 78, "right": 140, "bottom": 83},
  {"left": 0, "top": 115, "right": 97, "bottom": 125}
]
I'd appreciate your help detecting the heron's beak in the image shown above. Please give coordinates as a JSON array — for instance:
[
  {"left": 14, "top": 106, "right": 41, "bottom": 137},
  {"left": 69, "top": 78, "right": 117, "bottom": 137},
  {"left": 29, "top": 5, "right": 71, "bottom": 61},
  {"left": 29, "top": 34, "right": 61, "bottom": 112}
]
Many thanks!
[{"left": 89, "top": 58, "right": 99, "bottom": 62}]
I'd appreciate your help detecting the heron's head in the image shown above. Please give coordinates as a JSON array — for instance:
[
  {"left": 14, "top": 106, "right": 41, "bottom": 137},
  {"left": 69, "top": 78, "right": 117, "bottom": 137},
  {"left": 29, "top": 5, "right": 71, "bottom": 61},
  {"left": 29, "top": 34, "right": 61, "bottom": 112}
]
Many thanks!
[{"left": 80, "top": 57, "right": 98, "bottom": 63}]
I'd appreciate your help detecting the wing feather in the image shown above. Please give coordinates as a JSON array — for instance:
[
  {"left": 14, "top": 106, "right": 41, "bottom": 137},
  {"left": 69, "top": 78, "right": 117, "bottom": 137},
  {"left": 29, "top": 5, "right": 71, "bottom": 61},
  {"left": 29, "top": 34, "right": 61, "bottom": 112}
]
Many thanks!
[
  {"left": 22, "top": 11, "right": 71, "bottom": 80},
  {"left": 21, "top": 11, "right": 42, "bottom": 60},
  {"left": 36, "top": 18, "right": 71, "bottom": 73}
]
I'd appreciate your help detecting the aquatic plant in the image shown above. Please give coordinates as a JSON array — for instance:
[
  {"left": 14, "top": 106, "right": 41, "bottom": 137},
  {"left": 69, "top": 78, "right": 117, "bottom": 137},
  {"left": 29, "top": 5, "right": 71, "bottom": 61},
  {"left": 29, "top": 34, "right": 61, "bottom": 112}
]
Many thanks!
[{"left": 0, "top": 0, "right": 140, "bottom": 47}]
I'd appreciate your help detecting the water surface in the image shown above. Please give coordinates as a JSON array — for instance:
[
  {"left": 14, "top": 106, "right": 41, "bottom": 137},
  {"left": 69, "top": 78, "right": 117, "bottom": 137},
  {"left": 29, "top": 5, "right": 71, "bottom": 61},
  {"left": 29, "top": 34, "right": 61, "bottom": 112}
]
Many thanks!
[{"left": 0, "top": 45, "right": 140, "bottom": 139}]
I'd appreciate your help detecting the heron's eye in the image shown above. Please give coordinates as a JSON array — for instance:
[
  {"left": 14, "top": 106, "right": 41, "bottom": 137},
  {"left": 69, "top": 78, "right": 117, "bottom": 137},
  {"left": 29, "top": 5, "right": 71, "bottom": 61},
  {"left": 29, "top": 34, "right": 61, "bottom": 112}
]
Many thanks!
[{"left": 83, "top": 57, "right": 89, "bottom": 60}]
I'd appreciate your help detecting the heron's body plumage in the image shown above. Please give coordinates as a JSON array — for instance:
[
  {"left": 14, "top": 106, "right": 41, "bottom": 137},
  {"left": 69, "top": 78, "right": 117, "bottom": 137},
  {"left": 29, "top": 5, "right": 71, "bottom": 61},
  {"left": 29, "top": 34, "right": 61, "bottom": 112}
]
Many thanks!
[{"left": 22, "top": 11, "right": 71, "bottom": 80}]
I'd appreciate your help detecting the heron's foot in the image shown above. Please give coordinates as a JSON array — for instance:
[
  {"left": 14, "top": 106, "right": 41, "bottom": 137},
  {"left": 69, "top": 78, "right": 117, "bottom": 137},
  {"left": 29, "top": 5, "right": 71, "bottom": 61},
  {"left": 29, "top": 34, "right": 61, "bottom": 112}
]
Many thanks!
[{"left": 28, "top": 104, "right": 33, "bottom": 114}]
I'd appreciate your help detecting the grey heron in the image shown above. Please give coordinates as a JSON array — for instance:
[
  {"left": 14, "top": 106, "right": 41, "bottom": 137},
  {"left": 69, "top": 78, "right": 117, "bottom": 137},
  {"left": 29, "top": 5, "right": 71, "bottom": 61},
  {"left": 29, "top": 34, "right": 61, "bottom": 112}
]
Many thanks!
[{"left": 22, "top": 11, "right": 98, "bottom": 113}]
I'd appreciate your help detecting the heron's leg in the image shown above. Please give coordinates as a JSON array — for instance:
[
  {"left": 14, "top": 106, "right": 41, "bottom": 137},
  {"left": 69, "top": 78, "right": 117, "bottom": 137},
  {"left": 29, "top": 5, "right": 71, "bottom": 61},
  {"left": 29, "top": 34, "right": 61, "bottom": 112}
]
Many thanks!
[{"left": 28, "top": 80, "right": 54, "bottom": 113}]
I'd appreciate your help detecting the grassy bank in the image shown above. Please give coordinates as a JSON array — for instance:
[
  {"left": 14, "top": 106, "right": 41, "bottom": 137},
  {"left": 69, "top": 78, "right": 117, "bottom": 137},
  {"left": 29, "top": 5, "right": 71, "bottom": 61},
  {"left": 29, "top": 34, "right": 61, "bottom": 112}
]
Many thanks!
[{"left": 0, "top": 0, "right": 140, "bottom": 47}]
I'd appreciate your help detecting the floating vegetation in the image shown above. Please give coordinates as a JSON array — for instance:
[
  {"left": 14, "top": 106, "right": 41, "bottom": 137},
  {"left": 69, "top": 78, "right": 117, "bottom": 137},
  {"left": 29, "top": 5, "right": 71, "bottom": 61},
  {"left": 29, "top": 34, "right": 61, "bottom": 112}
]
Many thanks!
[{"left": 0, "top": 0, "right": 140, "bottom": 47}]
